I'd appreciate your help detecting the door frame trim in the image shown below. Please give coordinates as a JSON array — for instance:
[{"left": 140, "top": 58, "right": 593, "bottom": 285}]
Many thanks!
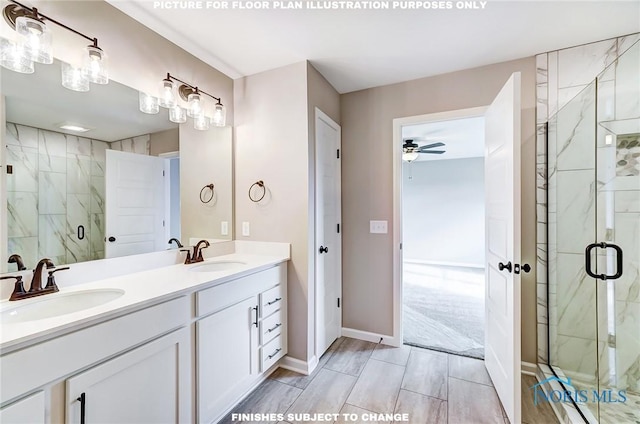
[
  {"left": 313, "top": 107, "right": 342, "bottom": 359},
  {"left": 391, "top": 106, "right": 487, "bottom": 347}
]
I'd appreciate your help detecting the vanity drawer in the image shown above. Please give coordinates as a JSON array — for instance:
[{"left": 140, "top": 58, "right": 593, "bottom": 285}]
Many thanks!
[
  {"left": 260, "top": 285, "right": 284, "bottom": 317},
  {"left": 261, "top": 335, "right": 285, "bottom": 371},
  {"left": 260, "top": 310, "right": 284, "bottom": 344}
]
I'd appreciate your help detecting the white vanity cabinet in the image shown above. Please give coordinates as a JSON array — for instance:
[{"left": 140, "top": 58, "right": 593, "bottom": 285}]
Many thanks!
[
  {"left": 196, "top": 263, "right": 287, "bottom": 424},
  {"left": 65, "top": 327, "right": 191, "bottom": 424},
  {"left": 0, "top": 391, "right": 45, "bottom": 424}
]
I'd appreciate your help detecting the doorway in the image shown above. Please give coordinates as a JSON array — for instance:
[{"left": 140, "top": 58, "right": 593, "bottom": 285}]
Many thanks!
[{"left": 400, "top": 114, "right": 486, "bottom": 359}]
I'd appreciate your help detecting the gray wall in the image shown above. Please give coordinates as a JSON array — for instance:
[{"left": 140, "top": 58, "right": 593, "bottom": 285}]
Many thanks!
[
  {"left": 340, "top": 56, "right": 538, "bottom": 363},
  {"left": 402, "top": 157, "right": 485, "bottom": 267}
]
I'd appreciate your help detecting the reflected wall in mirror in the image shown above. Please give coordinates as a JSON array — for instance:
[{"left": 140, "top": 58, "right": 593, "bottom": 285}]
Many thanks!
[{"left": 1, "top": 59, "right": 233, "bottom": 272}]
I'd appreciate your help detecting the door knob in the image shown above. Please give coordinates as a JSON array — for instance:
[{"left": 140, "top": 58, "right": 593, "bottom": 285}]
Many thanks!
[
  {"left": 108, "top": 236, "right": 116, "bottom": 242},
  {"left": 498, "top": 261, "right": 512, "bottom": 273},
  {"left": 514, "top": 263, "right": 531, "bottom": 274},
  {"left": 319, "top": 246, "right": 328, "bottom": 254}
]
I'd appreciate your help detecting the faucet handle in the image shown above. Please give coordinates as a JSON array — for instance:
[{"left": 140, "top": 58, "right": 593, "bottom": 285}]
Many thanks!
[
  {"left": 45, "top": 267, "right": 69, "bottom": 292},
  {"left": 1, "top": 275, "right": 27, "bottom": 301}
]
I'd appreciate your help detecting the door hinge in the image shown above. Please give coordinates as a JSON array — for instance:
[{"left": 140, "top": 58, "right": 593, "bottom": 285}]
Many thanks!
[
  {"left": 162, "top": 220, "right": 165, "bottom": 227},
  {"left": 337, "top": 223, "right": 340, "bottom": 233},
  {"left": 337, "top": 298, "right": 340, "bottom": 308},
  {"left": 162, "top": 170, "right": 165, "bottom": 176},
  {"left": 6, "top": 164, "right": 13, "bottom": 174},
  {"left": 337, "top": 149, "right": 340, "bottom": 159},
  {"left": 608, "top": 334, "right": 616, "bottom": 348},
  {"left": 400, "top": 243, "right": 403, "bottom": 250}
]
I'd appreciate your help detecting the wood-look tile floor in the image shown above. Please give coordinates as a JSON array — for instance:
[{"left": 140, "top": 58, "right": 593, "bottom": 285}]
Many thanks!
[{"left": 222, "top": 338, "right": 558, "bottom": 424}]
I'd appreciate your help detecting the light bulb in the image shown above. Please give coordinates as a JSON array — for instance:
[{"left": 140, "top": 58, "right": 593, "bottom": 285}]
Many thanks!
[
  {"left": 0, "top": 38, "right": 34, "bottom": 73},
  {"left": 402, "top": 152, "right": 419, "bottom": 162},
  {"left": 61, "top": 62, "right": 90, "bottom": 92},
  {"left": 159, "top": 79, "right": 176, "bottom": 108},
  {"left": 187, "top": 92, "right": 202, "bottom": 118},
  {"left": 82, "top": 45, "right": 108, "bottom": 84},
  {"left": 139, "top": 92, "right": 159, "bottom": 114},
  {"left": 194, "top": 113, "right": 210, "bottom": 131},
  {"left": 15, "top": 15, "right": 52, "bottom": 64},
  {"left": 212, "top": 102, "right": 226, "bottom": 127}
]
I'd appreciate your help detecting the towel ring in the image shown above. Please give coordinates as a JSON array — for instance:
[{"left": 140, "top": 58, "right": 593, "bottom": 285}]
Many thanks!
[
  {"left": 249, "top": 180, "right": 266, "bottom": 203},
  {"left": 199, "top": 183, "right": 215, "bottom": 203}
]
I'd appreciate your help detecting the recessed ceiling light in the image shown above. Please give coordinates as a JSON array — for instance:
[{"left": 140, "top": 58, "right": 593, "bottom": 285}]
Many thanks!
[{"left": 57, "top": 122, "right": 92, "bottom": 133}]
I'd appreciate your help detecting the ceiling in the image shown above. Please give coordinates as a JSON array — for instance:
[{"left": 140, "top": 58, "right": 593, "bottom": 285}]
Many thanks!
[
  {"left": 109, "top": 1, "right": 640, "bottom": 93},
  {"left": 402, "top": 116, "right": 484, "bottom": 162},
  {"left": 1, "top": 60, "right": 177, "bottom": 142}
]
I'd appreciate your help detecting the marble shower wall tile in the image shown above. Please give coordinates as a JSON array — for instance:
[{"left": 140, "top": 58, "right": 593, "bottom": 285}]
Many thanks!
[
  {"left": 615, "top": 301, "right": 640, "bottom": 391},
  {"left": 38, "top": 171, "right": 66, "bottom": 215},
  {"left": 556, "top": 170, "right": 595, "bottom": 254},
  {"left": 91, "top": 140, "right": 108, "bottom": 162},
  {"left": 555, "top": 83, "right": 596, "bottom": 171},
  {"left": 7, "top": 192, "right": 38, "bottom": 237},
  {"left": 614, "top": 212, "right": 640, "bottom": 303},
  {"left": 91, "top": 161, "right": 105, "bottom": 177},
  {"left": 133, "top": 135, "right": 150, "bottom": 154},
  {"left": 39, "top": 153, "right": 66, "bottom": 173},
  {"left": 38, "top": 214, "right": 67, "bottom": 262},
  {"left": 6, "top": 123, "right": 38, "bottom": 148},
  {"left": 66, "top": 135, "right": 92, "bottom": 156},
  {"left": 6, "top": 144, "right": 38, "bottom": 192},
  {"left": 614, "top": 40, "right": 640, "bottom": 120},
  {"left": 38, "top": 129, "right": 67, "bottom": 157},
  {"left": 90, "top": 176, "right": 105, "bottom": 214},
  {"left": 7, "top": 237, "right": 38, "bottom": 270},
  {"left": 90, "top": 213, "right": 105, "bottom": 259},
  {"left": 110, "top": 140, "right": 122, "bottom": 151},
  {"left": 555, "top": 335, "right": 598, "bottom": 386},
  {"left": 557, "top": 38, "right": 617, "bottom": 89},
  {"left": 66, "top": 194, "right": 91, "bottom": 236},
  {"left": 547, "top": 51, "right": 559, "bottom": 118},
  {"left": 66, "top": 234, "right": 90, "bottom": 264},
  {"left": 556, "top": 253, "right": 595, "bottom": 340}
]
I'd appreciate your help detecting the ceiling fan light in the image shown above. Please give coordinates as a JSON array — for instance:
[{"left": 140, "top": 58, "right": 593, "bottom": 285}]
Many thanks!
[{"left": 402, "top": 152, "right": 419, "bottom": 162}]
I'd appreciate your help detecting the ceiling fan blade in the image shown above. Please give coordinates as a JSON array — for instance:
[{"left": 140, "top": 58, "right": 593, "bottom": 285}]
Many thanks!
[
  {"left": 422, "top": 150, "right": 446, "bottom": 154},
  {"left": 419, "top": 142, "right": 445, "bottom": 150}
]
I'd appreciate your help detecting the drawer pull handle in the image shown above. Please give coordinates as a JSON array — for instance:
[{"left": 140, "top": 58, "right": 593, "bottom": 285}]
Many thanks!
[
  {"left": 252, "top": 306, "right": 259, "bottom": 328},
  {"left": 268, "top": 348, "right": 282, "bottom": 359},
  {"left": 267, "top": 323, "right": 282, "bottom": 333},
  {"left": 267, "top": 297, "right": 282, "bottom": 306},
  {"left": 77, "top": 392, "right": 86, "bottom": 424}
]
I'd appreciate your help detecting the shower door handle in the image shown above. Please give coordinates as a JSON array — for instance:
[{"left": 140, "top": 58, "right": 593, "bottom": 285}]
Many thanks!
[{"left": 585, "top": 242, "right": 623, "bottom": 280}]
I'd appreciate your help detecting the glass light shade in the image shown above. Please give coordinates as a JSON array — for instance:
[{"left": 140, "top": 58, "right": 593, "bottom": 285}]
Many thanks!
[
  {"left": 82, "top": 45, "right": 109, "bottom": 84},
  {"left": 169, "top": 105, "right": 187, "bottom": 123},
  {"left": 139, "top": 91, "right": 159, "bottom": 114},
  {"left": 212, "top": 102, "right": 226, "bottom": 127},
  {"left": 61, "top": 62, "right": 90, "bottom": 92},
  {"left": 159, "top": 79, "right": 177, "bottom": 108},
  {"left": 15, "top": 15, "right": 52, "bottom": 64},
  {"left": 402, "top": 151, "right": 419, "bottom": 162},
  {"left": 193, "top": 114, "right": 210, "bottom": 131},
  {"left": 0, "top": 38, "right": 34, "bottom": 73},
  {"left": 187, "top": 92, "right": 203, "bottom": 118}
]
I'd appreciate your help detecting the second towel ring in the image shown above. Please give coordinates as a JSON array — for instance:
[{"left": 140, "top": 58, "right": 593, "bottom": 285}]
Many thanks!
[
  {"left": 249, "top": 180, "right": 266, "bottom": 203},
  {"left": 200, "top": 183, "right": 215, "bottom": 203}
]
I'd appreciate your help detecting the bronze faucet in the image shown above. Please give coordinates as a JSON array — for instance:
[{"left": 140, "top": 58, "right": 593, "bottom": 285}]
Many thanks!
[
  {"left": 0, "top": 259, "right": 70, "bottom": 301},
  {"left": 193, "top": 240, "right": 210, "bottom": 262},
  {"left": 168, "top": 238, "right": 183, "bottom": 248},
  {"left": 8, "top": 254, "right": 27, "bottom": 271}
]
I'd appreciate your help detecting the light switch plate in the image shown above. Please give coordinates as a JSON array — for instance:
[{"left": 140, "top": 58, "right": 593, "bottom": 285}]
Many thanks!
[
  {"left": 242, "top": 221, "right": 250, "bottom": 237},
  {"left": 221, "top": 221, "right": 228, "bottom": 236},
  {"left": 370, "top": 220, "right": 388, "bottom": 234}
]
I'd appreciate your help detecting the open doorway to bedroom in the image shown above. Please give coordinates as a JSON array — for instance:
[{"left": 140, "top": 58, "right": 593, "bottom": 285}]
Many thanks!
[{"left": 401, "top": 114, "right": 486, "bottom": 359}]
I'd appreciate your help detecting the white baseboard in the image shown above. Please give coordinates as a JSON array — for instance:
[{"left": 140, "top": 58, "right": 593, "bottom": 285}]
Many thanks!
[
  {"left": 279, "top": 355, "right": 318, "bottom": 376},
  {"left": 341, "top": 327, "right": 399, "bottom": 347},
  {"left": 403, "top": 258, "right": 485, "bottom": 269},
  {"left": 521, "top": 361, "right": 537, "bottom": 376}
]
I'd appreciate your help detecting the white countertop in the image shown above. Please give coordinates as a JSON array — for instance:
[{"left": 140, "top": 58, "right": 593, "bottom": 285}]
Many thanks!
[{"left": 0, "top": 252, "right": 289, "bottom": 352}]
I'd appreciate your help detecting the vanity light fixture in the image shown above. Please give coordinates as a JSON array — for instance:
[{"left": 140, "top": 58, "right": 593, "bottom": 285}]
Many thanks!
[
  {"left": 1, "top": 0, "right": 109, "bottom": 89},
  {"left": 144, "top": 73, "right": 227, "bottom": 129}
]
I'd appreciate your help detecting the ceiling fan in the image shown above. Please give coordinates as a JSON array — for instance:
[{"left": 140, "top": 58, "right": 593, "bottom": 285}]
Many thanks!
[{"left": 402, "top": 139, "right": 446, "bottom": 162}]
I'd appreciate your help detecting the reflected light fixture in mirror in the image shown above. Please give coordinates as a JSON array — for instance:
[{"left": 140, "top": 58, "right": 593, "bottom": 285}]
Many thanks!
[
  {"left": 139, "top": 91, "right": 159, "bottom": 114},
  {"left": 194, "top": 113, "right": 210, "bottom": 131},
  {"left": 169, "top": 105, "right": 187, "bottom": 123},
  {"left": 0, "top": 38, "right": 33, "bottom": 73},
  {"left": 1, "top": 1, "right": 109, "bottom": 90}
]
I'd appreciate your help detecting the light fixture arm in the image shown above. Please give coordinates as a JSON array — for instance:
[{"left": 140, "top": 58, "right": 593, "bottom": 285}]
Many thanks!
[
  {"left": 5, "top": 0, "right": 101, "bottom": 47},
  {"left": 166, "top": 73, "right": 222, "bottom": 104}
]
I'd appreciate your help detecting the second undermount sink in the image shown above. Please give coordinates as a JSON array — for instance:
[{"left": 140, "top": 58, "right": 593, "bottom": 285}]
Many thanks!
[
  {"left": 1, "top": 289, "right": 125, "bottom": 324},
  {"left": 189, "top": 261, "right": 247, "bottom": 272}
]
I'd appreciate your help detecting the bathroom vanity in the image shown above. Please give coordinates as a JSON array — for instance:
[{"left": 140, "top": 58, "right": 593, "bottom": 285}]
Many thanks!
[{"left": 0, "top": 244, "right": 289, "bottom": 424}]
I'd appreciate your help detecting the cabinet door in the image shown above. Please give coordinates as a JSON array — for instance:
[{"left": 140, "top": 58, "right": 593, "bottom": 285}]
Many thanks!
[
  {"left": 0, "top": 391, "right": 45, "bottom": 424},
  {"left": 66, "top": 328, "right": 191, "bottom": 424},
  {"left": 197, "top": 296, "right": 259, "bottom": 423}
]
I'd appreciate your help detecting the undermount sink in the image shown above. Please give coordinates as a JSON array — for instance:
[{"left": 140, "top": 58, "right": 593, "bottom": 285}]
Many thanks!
[
  {"left": 189, "top": 261, "right": 247, "bottom": 272},
  {"left": 1, "top": 289, "right": 125, "bottom": 324}
]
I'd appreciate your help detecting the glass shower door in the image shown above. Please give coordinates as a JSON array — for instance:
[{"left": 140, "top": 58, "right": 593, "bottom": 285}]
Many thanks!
[{"left": 595, "top": 39, "right": 640, "bottom": 424}]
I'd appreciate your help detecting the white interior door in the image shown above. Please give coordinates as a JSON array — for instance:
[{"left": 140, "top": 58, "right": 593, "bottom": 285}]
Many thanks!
[
  {"left": 105, "top": 150, "right": 166, "bottom": 258},
  {"left": 484, "top": 73, "right": 522, "bottom": 424},
  {"left": 315, "top": 108, "right": 342, "bottom": 357}
]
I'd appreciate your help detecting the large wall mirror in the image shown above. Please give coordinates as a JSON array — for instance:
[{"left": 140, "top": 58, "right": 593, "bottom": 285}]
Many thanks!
[{"left": 1, "top": 60, "right": 233, "bottom": 272}]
